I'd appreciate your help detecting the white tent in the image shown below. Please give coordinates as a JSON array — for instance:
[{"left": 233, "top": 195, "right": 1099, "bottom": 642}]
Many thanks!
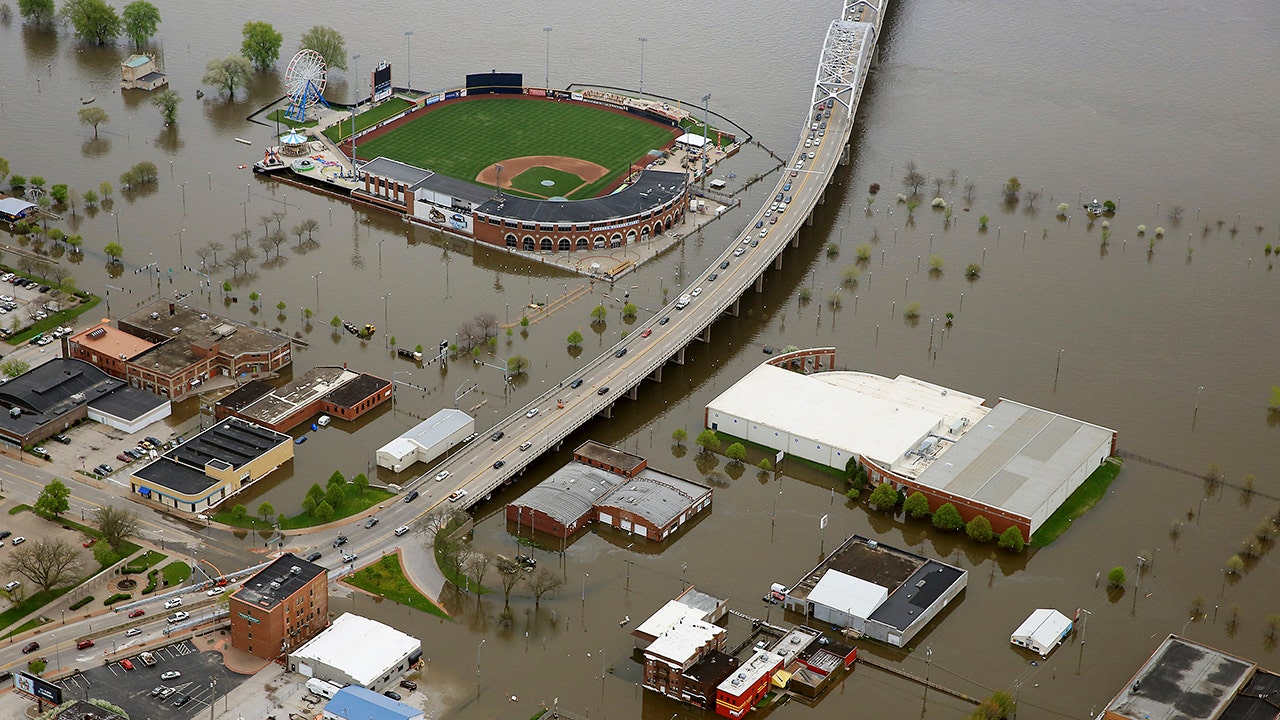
[
  {"left": 1010, "top": 609, "right": 1073, "bottom": 655},
  {"left": 675, "top": 132, "right": 708, "bottom": 149}
]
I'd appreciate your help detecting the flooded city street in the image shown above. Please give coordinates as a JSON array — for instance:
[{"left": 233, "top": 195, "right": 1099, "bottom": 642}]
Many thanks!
[{"left": 1, "top": 1, "right": 1278, "bottom": 718}]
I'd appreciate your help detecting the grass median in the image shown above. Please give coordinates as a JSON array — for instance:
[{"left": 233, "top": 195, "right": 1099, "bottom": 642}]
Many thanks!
[{"left": 346, "top": 554, "right": 449, "bottom": 620}]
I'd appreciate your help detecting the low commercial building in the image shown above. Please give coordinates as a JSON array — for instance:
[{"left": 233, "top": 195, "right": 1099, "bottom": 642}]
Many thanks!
[
  {"left": 1102, "top": 635, "right": 1280, "bottom": 720},
  {"left": 715, "top": 649, "right": 783, "bottom": 719},
  {"left": 129, "top": 417, "right": 292, "bottom": 512},
  {"left": 781, "top": 535, "right": 966, "bottom": 648},
  {"left": 323, "top": 686, "right": 423, "bottom": 720},
  {"left": 642, "top": 610, "right": 730, "bottom": 709},
  {"left": 507, "top": 441, "right": 712, "bottom": 542},
  {"left": 120, "top": 54, "right": 167, "bottom": 90},
  {"left": 1010, "top": 609, "right": 1073, "bottom": 656},
  {"left": 215, "top": 365, "right": 390, "bottom": 432},
  {"left": 632, "top": 586, "right": 729, "bottom": 648},
  {"left": 230, "top": 553, "right": 328, "bottom": 660},
  {"left": 376, "top": 408, "right": 474, "bottom": 473},
  {"left": 68, "top": 302, "right": 292, "bottom": 401},
  {"left": 705, "top": 356, "right": 1117, "bottom": 537},
  {"left": 0, "top": 357, "right": 169, "bottom": 447},
  {"left": 288, "top": 613, "right": 423, "bottom": 693}
]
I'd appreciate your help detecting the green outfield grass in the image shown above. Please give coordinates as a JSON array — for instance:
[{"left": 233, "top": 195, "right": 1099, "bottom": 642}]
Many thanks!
[
  {"left": 323, "top": 97, "right": 414, "bottom": 142},
  {"left": 354, "top": 96, "right": 675, "bottom": 198},
  {"left": 507, "top": 166, "right": 586, "bottom": 197}
]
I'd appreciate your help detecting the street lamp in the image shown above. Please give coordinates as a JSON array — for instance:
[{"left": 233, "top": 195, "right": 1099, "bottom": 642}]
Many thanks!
[
  {"left": 638, "top": 37, "right": 648, "bottom": 95},
  {"left": 393, "top": 371, "right": 411, "bottom": 414},
  {"left": 543, "top": 27, "right": 553, "bottom": 89},
  {"left": 111, "top": 211, "right": 120, "bottom": 241},
  {"left": 382, "top": 293, "right": 391, "bottom": 346},
  {"left": 476, "top": 638, "right": 486, "bottom": 699},
  {"left": 404, "top": 32, "right": 414, "bottom": 90},
  {"left": 175, "top": 228, "right": 185, "bottom": 263},
  {"left": 582, "top": 571, "right": 589, "bottom": 601},
  {"left": 312, "top": 271, "right": 322, "bottom": 309}
]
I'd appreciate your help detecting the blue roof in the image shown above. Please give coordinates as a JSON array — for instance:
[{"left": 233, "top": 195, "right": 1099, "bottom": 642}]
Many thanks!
[{"left": 324, "top": 686, "right": 420, "bottom": 720}]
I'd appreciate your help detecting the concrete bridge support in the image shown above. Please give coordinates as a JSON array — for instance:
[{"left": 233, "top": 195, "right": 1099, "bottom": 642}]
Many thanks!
[
  {"left": 627, "top": 386, "right": 639, "bottom": 400},
  {"left": 841, "top": 143, "right": 851, "bottom": 166},
  {"left": 672, "top": 346, "right": 686, "bottom": 365},
  {"left": 805, "top": 212, "right": 815, "bottom": 227},
  {"left": 697, "top": 326, "right": 712, "bottom": 344},
  {"left": 791, "top": 232, "right": 801, "bottom": 249},
  {"left": 818, "top": 190, "right": 826, "bottom": 205},
  {"left": 754, "top": 274, "right": 765, "bottom": 293},
  {"left": 774, "top": 254, "right": 784, "bottom": 271},
  {"left": 648, "top": 364, "right": 663, "bottom": 383},
  {"left": 725, "top": 298, "right": 741, "bottom": 317},
  {"left": 598, "top": 403, "right": 614, "bottom": 419}
]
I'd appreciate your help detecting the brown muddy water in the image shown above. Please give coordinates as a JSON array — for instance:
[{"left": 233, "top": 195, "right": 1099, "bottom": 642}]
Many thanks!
[{"left": 1, "top": 1, "right": 1278, "bottom": 718}]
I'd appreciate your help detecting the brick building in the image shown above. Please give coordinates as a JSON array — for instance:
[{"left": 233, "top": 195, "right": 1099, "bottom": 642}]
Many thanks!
[
  {"left": 215, "top": 366, "right": 390, "bottom": 433},
  {"left": 230, "top": 553, "right": 329, "bottom": 660}
]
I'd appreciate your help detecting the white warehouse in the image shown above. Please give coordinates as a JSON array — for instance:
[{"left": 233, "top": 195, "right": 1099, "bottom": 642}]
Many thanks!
[
  {"left": 288, "top": 613, "right": 422, "bottom": 692},
  {"left": 376, "top": 408, "right": 474, "bottom": 473},
  {"left": 705, "top": 360, "right": 1116, "bottom": 538}
]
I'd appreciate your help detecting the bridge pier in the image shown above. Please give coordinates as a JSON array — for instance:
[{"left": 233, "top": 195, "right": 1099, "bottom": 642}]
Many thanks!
[
  {"left": 841, "top": 143, "right": 851, "bottom": 166},
  {"left": 672, "top": 346, "right": 686, "bottom": 365},
  {"left": 805, "top": 212, "right": 814, "bottom": 227},
  {"left": 818, "top": 190, "right": 826, "bottom": 205},
  {"left": 697, "top": 326, "right": 712, "bottom": 344},
  {"left": 791, "top": 232, "right": 801, "bottom": 249},
  {"left": 725, "top": 297, "right": 740, "bottom": 317},
  {"left": 648, "top": 364, "right": 663, "bottom": 383},
  {"left": 774, "top": 254, "right": 784, "bottom": 271},
  {"left": 626, "top": 385, "right": 639, "bottom": 400},
  {"left": 754, "top": 274, "right": 765, "bottom": 293},
  {"left": 598, "top": 403, "right": 614, "bottom": 419}
]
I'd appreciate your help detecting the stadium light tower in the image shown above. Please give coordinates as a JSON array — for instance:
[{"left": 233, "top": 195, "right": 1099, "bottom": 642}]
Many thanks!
[
  {"left": 543, "top": 27, "right": 553, "bottom": 89},
  {"left": 639, "top": 37, "right": 648, "bottom": 95}
]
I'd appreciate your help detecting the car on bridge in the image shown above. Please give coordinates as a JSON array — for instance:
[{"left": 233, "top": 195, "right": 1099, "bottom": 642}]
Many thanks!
[
  {"left": 164, "top": 598, "right": 182, "bottom": 609},
  {"left": 435, "top": 470, "right": 450, "bottom": 482},
  {"left": 570, "top": 378, "right": 584, "bottom": 388},
  {"left": 526, "top": 408, "right": 540, "bottom": 418},
  {"left": 734, "top": 247, "right": 746, "bottom": 257},
  {"left": 641, "top": 328, "right": 652, "bottom": 338},
  {"left": 597, "top": 387, "right": 610, "bottom": 395},
  {"left": 707, "top": 273, "right": 718, "bottom": 282},
  {"left": 720, "top": 260, "right": 730, "bottom": 269},
  {"left": 519, "top": 441, "right": 533, "bottom": 451},
  {"left": 493, "top": 460, "right": 505, "bottom": 469},
  {"left": 691, "top": 288, "right": 702, "bottom": 297},
  {"left": 167, "top": 611, "right": 189, "bottom": 624},
  {"left": 448, "top": 489, "right": 468, "bottom": 503},
  {"left": 128, "top": 608, "right": 145, "bottom": 618},
  {"left": 490, "top": 431, "right": 504, "bottom": 441},
  {"left": 615, "top": 348, "right": 627, "bottom": 358},
  {"left": 659, "top": 316, "right": 670, "bottom": 325}
]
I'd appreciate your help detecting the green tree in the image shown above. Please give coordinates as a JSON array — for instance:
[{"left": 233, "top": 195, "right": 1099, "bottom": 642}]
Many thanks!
[
  {"left": 241, "top": 21, "right": 283, "bottom": 71},
  {"left": 0, "top": 156, "right": 8, "bottom": 185},
  {"left": 671, "top": 427, "right": 687, "bottom": 446},
  {"left": 507, "top": 355, "right": 529, "bottom": 375},
  {"left": 18, "top": 0, "right": 55, "bottom": 28},
  {"left": 1226, "top": 554, "right": 1244, "bottom": 574},
  {"left": 932, "top": 503, "right": 964, "bottom": 531},
  {"left": 324, "top": 482, "right": 345, "bottom": 508},
  {"left": 352, "top": 473, "right": 369, "bottom": 496},
  {"left": 997, "top": 526, "right": 1025, "bottom": 552},
  {"left": 301, "top": 492, "right": 318, "bottom": 515},
  {"left": 35, "top": 478, "right": 71, "bottom": 517},
  {"left": 78, "top": 107, "right": 110, "bottom": 138},
  {"left": 965, "top": 263, "right": 982, "bottom": 279},
  {"left": 1, "top": 358, "right": 31, "bottom": 378},
  {"left": 304, "top": 482, "right": 325, "bottom": 509},
  {"left": 276, "top": 300, "right": 287, "bottom": 313},
  {"left": 978, "top": 214, "right": 989, "bottom": 229},
  {"left": 725, "top": 442, "right": 747, "bottom": 465},
  {"left": 257, "top": 501, "right": 275, "bottom": 522},
  {"left": 151, "top": 89, "right": 181, "bottom": 124},
  {"left": 9, "top": 175, "right": 26, "bottom": 192},
  {"left": 103, "top": 241, "right": 123, "bottom": 263},
  {"left": 929, "top": 254, "right": 945, "bottom": 272},
  {"left": 966, "top": 515, "right": 994, "bottom": 542},
  {"left": 230, "top": 503, "right": 248, "bottom": 521},
  {"left": 903, "top": 302, "right": 921, "bottom": 320},
  {"left": 62, "top": 0, "right": 121, "bottom": 45},
  {"left": 1107, "top": 566, "right": 1126, "bottom": 589},
  {"left": 695, "top": 429, "right": 720, "bottom": 454},
  {"left": 1270, "top": 385, "right": 1280, "bottom": 410},
  {"left": 99, "top": 181, "right": 112, "bottom": 200},
  {"left": 49, "top": 183, "right": 68, "bottom": 204},
  {"left": 298, "top": 25, "right": 347, "bottom": 70},
  {"left": 567, "top": 330, "right": 583, "bottom": 347},
  {"left": 869, "top": 483, "right": 899, "bottom": 511},
  {"left": 120, "top": 0, "right": 159, "bottom": 48},
  {"left": 202, "top": 55, "right": 252, "bottom": 98},
  {"left": 757, "top": 457, "right": 772, "bottom": 472},
  {"left": 314, "top": 500, "right": 334, "bottom": 523},
  {"left": 590, "top": 304, "right": 608, "bottom": 322},
  {"left": 903, "top": 491, "right": 931, "bottom": 519},
  {"left": 622, "top": 302, "right": 638, "bottom": 318},
  {"left": 92, "top": 505, "right": 140, "bottom": 548},
  {"left": 330, "top": 315, "right": 342, "bottom": 329}
]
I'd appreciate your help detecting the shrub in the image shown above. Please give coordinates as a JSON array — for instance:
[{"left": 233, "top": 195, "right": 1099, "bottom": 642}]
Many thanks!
[
  {"left": 1107, "top": 566, "right": 1126, "bottom": 589},
  {"left": 932, "top": 503, "right": 964, "bottom": 531},
  {"left": 69, "top": 596, "right": 94, "bottom": 611},
  {"left": 903, "top": 302, "right": 921, "bottom": 320},
  {"left": 1056, "top": 202, "right": 1069, "bottom": 214},
  {"left": 998, "top": 526, "right": 1025, "bottom": 552},
  {"left": 1137, "top": 224, "right": 1146, "bottom": 235},
  {"left": 1226, "top": 554, "right": 1244, "bottom": 574},
  {"left": 929, "top": 254, "right": 944, "bottom": 271},
  {"left": 896, "top": 193, "right": 908, "bottom": 203},
  {"left": 826, "top": 243, "right": 839, "bottom": 258},
  {"left": 869, "top": 183, "right": 880, "bottom": 194},
  {"left": 966, "top": 515, "right": 994, "bottom": 542},
  {"left": 965, "top": 263, "right": 981, "bottom": 279},
  {"left": 903, "top": 491, "right": 931, "bottom": 519},
  {"left": 1154, "top": 227, "right": 1165, "bottom": 237},
  {"left": 978, "top": 214, "right": 989, "bottom": 229},
  {"left": 868, "top": 483, "right": 900, "bottom": 511},
  {"left": 1103, "top": 199, "right": 1116, "bottom": 212},
  {"left": 103, "top": 593, "right": 132, "bottom": 606},
  {"left": 930, "top": 197, "right": 945, "bottom": 208}
]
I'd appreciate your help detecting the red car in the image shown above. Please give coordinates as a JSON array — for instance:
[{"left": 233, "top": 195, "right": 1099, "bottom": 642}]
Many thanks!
[
  {"left": 640, "top": 328, "right": 652, "bottom": 338},
  {"left": 120, "top": 659, "right": 134, "bottom": 671},
  {"left": 116, "top": 453, "right": 131, "bottom": 463},
  {"left": 128, "top": 609, "right": 145, "bottom": 618},
  {"left": 21, "top": 641, "right": 39, "bottom": 654},
  {"left": 76, "top": 639, "right": 94, "bottom": 649},
  {"left": 82, "top": 538, "right": 96, "bottom": 548}
]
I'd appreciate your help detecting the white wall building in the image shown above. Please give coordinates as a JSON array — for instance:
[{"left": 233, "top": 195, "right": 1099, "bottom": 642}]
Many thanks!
[
  {"left": 376, "top": 408, "right": 474, "bottom": 473},
  {"left": 288, "top": 613, "right": 422, "bottom": 692},
  {"left": 1011, "top": 609, "right": 1073, "bottom": 656}
]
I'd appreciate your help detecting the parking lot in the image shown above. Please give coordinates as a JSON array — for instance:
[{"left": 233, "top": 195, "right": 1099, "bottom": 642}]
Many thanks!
[
  {"left": 57, "top": 640, "right": 247, "bottom": 719},
  {"left": 0, "top": 508, "right": 97, "bottom": 613},
  {"left": 0, "top": 271, "right": 64, "bottom": 344}
]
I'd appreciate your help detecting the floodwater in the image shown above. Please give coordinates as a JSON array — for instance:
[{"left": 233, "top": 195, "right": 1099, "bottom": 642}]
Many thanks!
[{"left": 3, "top": 1, "right": 1279, "bottom": 718}]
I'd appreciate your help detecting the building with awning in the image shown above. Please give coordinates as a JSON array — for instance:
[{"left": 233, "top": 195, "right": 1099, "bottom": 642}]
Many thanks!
[
  {"left": 675, "top": 132, "right": 708, "bottom": 150},
  {"left": 0, "top": 197, "right": 36, "bottom": 222}
]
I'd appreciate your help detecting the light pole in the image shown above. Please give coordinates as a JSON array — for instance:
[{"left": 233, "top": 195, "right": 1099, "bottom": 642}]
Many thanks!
[
  {"left": 638, "top": 37, "right": 648, "bottom": 95},
  {"left": 382, "top": 293, "right": 391, "bottom": 346},
  {"left": 700, "top": 92, "right": 711, "bottom": 187},
  {"left": 393, "top": 371, "right": 411, "bottom": 414},
  {"left": 543, "top": 27, "right": 553, "bottom": 89},
  {"left": 179, "top": 181, "right": 188, "bottom": 214},
  {"left": 476, "top": 638, "right": 486, "bottom": 700},
  {"left": 351, "top": 54, "right": 361, "bottom": 105},
  {"left": 404, "top": 32, "right": 414, "bottom": 90},
  {"left": 351, "top": 54, "right": 362, "bottom": 170},
  {"left": 175, "top": 228, "right": 185, "bottom": 263},
  {"left": 111, "top": 211, "right": 120, "bottom": 241},
  {"left": 312, "top": 271, "right": 321, "bottom": 309},
  {"left": 582, "top": 571, "right": 589, "bottom": 602}
]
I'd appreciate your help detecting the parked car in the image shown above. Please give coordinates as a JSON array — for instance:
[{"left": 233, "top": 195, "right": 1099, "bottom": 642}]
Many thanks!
[
  {"left": 399, "top": 679, "right": 418, "bottom": 691},
  {"left": 305, "top": 552, "right": 322, "bottom": 562},
  {"left": 11, "top": 537, "right": 24, "bottom": 546},
  {"left": 145, "top": 436, "right": 162, "bottom": 447},
  {"left": 206, "top": 587, "right": 225, "bottom": 596},
  {"left": 172, "top": 694, "right": 190, "bottom": 707},
  {"left": 120, "top": 659, "right": 134, "bottom": 670},
  {"left": 383, "top": 690, "right": 402, "bottom": 701},
  {"left": 52, "top": 434, "right": 71, "bottom": 445},
  {"left": 161, "top": 671, "right": 181, "bottom": 680},
  {"left": 0, "top": 531, "right": 11, "bottom": 540},
  {"left": 117, "top": 453, "right": 131, "bottom": 463}
]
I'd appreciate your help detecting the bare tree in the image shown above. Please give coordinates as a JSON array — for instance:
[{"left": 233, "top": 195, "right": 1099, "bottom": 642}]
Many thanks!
[
  {"left": 270, "top": 230, "right": 288, "bottom": 258},
  {"left": 195, "top": 244, "right": 213, "bottom": 267},
  {"left": 462, "top": 550, "right": 492, "bottom": 598},
  {"left": 496, "top": 556, "right": 525, "bottom": 608},
  {"left": 964, "top": 182, "right": 976, "bottom": 203},
  {"left": 475, "top": 312, "right": 498, "bottom": 339},
  {"left": 271, "top": 211, "right": 287, "bottom": 233},
  {"left": 4, "top": 538, "right": 84, "bottom": 592},
  {"left": 933, "top": 177, "right": 944, "bottom": 196},
  {"left": 292, "top": 223, "right": 307, "bottom": 246},
  {"left": 228, "top": 246, "right": 257, "bottom": 276},
  {"left": 301, "top": 218, "right": 320, "bottom": 242},
  {"left": 46, "top": 265, "right": 70, "bottom": 286},
  {"left": 1024, "top": 188, "right": 1042, "bottom": 210},
  {"left": 529, "top": 567, "right": 565, "bottom": 609},
  {"left": 456, "top": 319, "right": 481, "bottom": 351},
  {"left": 948, "top": 168, "right": 959, "bottom": 184},
  {"left": 257, "top": 235, "right": 275, "bottom": 260},
  {"left": 1168, "top": 205, "right": 1185, "bottom": 221},
  {"left": 93, "top": 506, "right": 140, "bottom": 548},
  {"left": 902, "top": 161, "right": 926, "bottom": 195},
  {"left": 207, "top": 241, "right": 226, "bottom": 265}
]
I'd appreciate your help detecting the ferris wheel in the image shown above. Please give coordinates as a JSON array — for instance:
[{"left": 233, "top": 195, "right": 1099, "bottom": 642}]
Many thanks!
[{"left": 284, "top": 49, "right": 330, "bottom": 122}]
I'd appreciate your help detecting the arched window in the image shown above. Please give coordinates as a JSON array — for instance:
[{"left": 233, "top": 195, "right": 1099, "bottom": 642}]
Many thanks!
[
  {"left": 625, "top": 229, "right": 637, "bottom": 244},
  {"left": 610, "top": 233, "right": 622, "bottom": 248},
  {"left": 541, "top": 237, "right": 553, "bottom": 251},
  {"left": 505, "top": 233, "right": 517, "bottom": 248},
  {"left": 594, "top": 236, "right": 607, "bottom": 248},
  {"left": 576, "top": 237, "right": 589, "bottom": 249},
  {"left": 558, "top": 238, "right": 570, "bottom": 251},
  {"left": 523, "top": 236, "right": 535, "bottom": 251}
]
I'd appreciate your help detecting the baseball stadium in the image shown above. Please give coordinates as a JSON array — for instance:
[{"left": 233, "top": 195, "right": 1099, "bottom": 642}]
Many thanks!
[{"left": 316, "top": 73, "right": 731, "bottom": 257}]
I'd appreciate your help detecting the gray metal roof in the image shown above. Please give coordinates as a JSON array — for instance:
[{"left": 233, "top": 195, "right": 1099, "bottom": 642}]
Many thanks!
[
  {"left": 400, "top": 409, "right": 473, "bottom": 447},
  {"left": 474, "top": 169, "right": 686, "bottom": 224},
  {"left": 514, "top": 463, "right": 625, "bottom": 527},
  {"left": 594, "top": 469, "right": 711, "bottom": 528},
  {"left": 358, "top": 157, "right": 434, "bottom": 186}
]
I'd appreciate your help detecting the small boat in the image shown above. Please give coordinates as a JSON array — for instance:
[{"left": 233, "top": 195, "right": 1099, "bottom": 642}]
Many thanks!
[
  {"left": 80, "top": 96, "right": 95, "bottom": 105},
  {"left": 343, "top": 321, "right": 359, "bottom": 335},
  {"left": 295, "top": 435, "right": 308, "bottom": 444}
]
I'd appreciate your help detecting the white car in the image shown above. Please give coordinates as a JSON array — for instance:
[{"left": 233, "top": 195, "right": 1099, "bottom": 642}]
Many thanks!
[
  {"left": 11, "top": 537, "right": 25, "bottom": 545},
  {"left": 526, "top": 408, "right": 540, "bottom": 418},
  {"left": 690, "top": 287, "right": 702, "bottom": 297},
  {"left": 167, "top": 611, "right": 189, "bottom": 624},
  {"left": 163, "top": 598, "right": 183, "bottom": 609},
  {"left": 734, "top": 247, "right": 746, "bottom": 257},
  {"left": 448, "top": 489, "right": 468, "bottom": 503},
  {"left": 125, "top": 628, "right": 142, "bottom": 637},
  {"left": 434, "top": 470, "right": 450, "bottom": 482},
  {"left": 808, "top": 151, "right": 816, "bottom": 159},
  {"left": 760, "top": 229, "right": 769, "bottom": 238},
  {"left": 394, "top": 526, "right": 410, "bottom": 537},
  {"left": 206, "top": 587, "right": 224, "bottom": 596},
  {"left": 161, "top": 671, "right": 181, "bottom": 680}
]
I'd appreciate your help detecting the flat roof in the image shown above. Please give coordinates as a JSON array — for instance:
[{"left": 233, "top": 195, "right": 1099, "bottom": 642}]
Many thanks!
[
  {"left": 69, "top": 322, "right": 156, "bottom": 359},
  {"left": 674, "top": 586, "right": 724, "bottom": 617},
  {"left": 216, "top": 380, "right": 273, "bottom": 413},
  {"left": 646, "top": 616, "right": 722, "bottom": 667},
  {"left": 1012, "top": 608, "right": 1072, "bottom": 646},
  {"left": 1104, "top": 635, "right": 1255, "bottom": 720},
  {"left": 1222, "top": 669, "right": 1280, "bottom": 720},
  {"left": 788, "top": 535, "right": 923, "bottom": 602},
  {"left": 0, "top": 358, "right": 123, "bottom": 417},
  {"left": 594, "top": 468, "right": 710, "bottom": 528},
  {"left": 134, "top": 458, "right": 217, "bottom": 496},
  {"left": 576, "top": 440, "right": 646, "bottom": 475},
  {"left": 324, "top": 372, "right": 389, "bottom": 409},
  {"left": 867, "top": 559, "right": 966, "bottom": 633},
  {"left": 685, "top": 650, "right": 738, "bottom": 685},
  {"left": 167, "top": 416, "right": 289, "bottom": 471},
  {"left": 234, "top": 366, "right": 354, "bottom": 426},
  {"left": 360, "top": 157, "right": 435, "bottom": 187},
  {"left": 121, "top": 301, "right": 289, "bottom": 375},
  {"left": 292, "top": 613, "right": 421, "bottom": 688},
  {"left": 122, "top": 54, "right": 151, "bottom": 68},
  {"left": 635, "top": 600, "right": 708, "bottom": 640},
  {"left": 394, "top": 408, "right": 473, "bottom": 448},
  {"left": 233, "top": 553, "right": 326, "bottom": 611},
  {"left": 807, "top": 571, "right": 887, "bottom": 619},
  {"left": 87, "top": 385, "right": 168, "bottom": 422},
  {"left": 717, "top": 650, "right": 779, "bottom": 695},
  {"left": 913, "top": 399, "right": 1115, "bottom": 518},
  {"left": 325, "top": 686, "right": 421, "bottom": 720},
  {"left": 706, "top": 364, "right": 988, "bottom": 477},
  {"left": 474, "top": 169, "right": 685, "bottom": 225},
  {"left": 512, "top": 461, "right": 626, "bottom": 527}
]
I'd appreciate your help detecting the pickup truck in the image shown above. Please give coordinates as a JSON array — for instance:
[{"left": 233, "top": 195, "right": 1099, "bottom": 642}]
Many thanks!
[{"left": 676, "top": 294, "right": 692, "bottom": 310}]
